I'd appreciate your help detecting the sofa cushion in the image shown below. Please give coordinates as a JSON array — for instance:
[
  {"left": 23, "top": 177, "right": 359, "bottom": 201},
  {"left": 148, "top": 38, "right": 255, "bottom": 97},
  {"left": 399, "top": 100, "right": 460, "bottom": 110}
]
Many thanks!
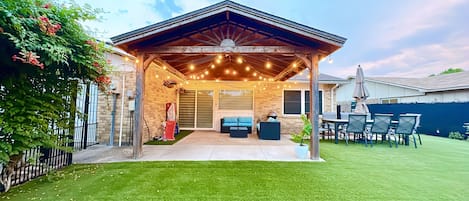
[
  {"left": 238, "top": 122, "right": 251, "bottom": 127},
  {"left": 224, "top": 117, "right": 238, "bottom": 123},
  {"left": 223, "top": 122, "right": 238, "bottom": 127},
  {"left": 238, "top": 117, "right": 252, "bottom": 124}
]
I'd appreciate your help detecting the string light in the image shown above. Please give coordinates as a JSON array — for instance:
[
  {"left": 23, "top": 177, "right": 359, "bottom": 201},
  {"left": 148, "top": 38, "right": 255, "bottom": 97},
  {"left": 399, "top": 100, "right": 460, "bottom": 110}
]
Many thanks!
[
  {"left": 265, "top": 61, "right": 272, "bottom": 69},
  {"left": 225, "top": 69, "right": 230, "bottom": 74},
  {"left": 216, "top": 59, "right": 222, "bottom": 64},
  {"left": 166, "top": 75, "right": 170, "bottom": 79},
  {"left": 253, "top": 72, "right": 257, "bottom": 76},
  {"left": 243, "top": 78, "right": 248, "bottom": 82},
  {"left": 124, "top": 57, "right": 129, "bottom": 62},
  {"left": 245, "top": 66, "right": 250, "bottom": 71},
  {"left": 135, "top": 59, "right": 139, "bottom": 63},
  {"left": 162, "top": 66, "right": 167, "bottom": 70},
  {"left": 204, "top": 70, "right": 209, "bottom": 75},
  {"left": 236, "top": 56, "right": 243, "bottom": 64},
  {"left": 211, "top": 64, "right": 215, "bottom": 69},
  {"left": 189, "top": 64, "right": 195, "bottom": 71},
  {"left": 215, "top": 79, "right": 220, "bottom": 82},
  {"left": 232, "top": 71, "right": 237, "bottom": 75},
  {"left": 293, "top": 62, "right": 297, "bottom": 68},
  {"left": 185, "top": 81, "right": 189, "bottom": 84},
  {"left": 155, "top": 74, "right": 159, "bottom": 78}
]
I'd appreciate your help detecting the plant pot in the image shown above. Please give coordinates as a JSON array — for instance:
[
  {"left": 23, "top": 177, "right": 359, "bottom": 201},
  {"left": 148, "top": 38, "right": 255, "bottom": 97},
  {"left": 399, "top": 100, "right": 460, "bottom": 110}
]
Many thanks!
[{"left": 295, "top": 144, "right": 309, "bottom": 159}]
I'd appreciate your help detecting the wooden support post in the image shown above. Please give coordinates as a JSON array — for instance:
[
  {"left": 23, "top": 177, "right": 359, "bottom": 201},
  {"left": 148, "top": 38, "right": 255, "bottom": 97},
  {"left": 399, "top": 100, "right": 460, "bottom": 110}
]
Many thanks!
[
  {"left": 309, "top": 54, "right": 320, "bottom": 160},
  {"left": 133, "top": 53, "right": 145, "bottom": 159},
  {"left": 297, "top": 53, "right": 321, "bottom": 160}
]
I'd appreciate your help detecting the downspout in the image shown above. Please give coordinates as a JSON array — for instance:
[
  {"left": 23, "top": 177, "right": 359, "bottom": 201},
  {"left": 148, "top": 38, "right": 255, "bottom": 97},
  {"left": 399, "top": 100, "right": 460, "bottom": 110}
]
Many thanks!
[
  {"left": 330, "top": 84, "right": 339, "bottom": 111},
  {"left": 118, "top": 74, "right": 126, "bottom": 147}
]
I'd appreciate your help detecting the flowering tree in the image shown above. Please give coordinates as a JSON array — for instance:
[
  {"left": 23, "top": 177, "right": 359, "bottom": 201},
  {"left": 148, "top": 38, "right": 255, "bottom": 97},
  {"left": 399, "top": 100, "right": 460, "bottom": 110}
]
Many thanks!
[{"left": 0, "top": 0, "right": 111, "bottom": 191}]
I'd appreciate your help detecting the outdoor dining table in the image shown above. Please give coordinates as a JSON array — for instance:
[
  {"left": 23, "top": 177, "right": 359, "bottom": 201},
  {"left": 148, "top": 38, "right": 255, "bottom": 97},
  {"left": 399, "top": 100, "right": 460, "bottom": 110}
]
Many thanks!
[{"left": 322, "top": 118, "right": 398, "bottom": 144}]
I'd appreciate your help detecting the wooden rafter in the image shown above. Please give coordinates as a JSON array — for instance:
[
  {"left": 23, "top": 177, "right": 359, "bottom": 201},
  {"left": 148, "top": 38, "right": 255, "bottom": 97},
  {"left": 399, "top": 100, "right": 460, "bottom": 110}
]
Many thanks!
[
  {"left": 151, "top": 56, "right": 188, "bottom": 80},
  {"left": 274, "top": 59, "right": 303, "bottom": 81}
]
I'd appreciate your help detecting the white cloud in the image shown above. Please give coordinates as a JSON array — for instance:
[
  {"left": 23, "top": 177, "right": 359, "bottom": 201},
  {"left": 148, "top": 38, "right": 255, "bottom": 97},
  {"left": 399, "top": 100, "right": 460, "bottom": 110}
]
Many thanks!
[
  {"left": 76, "top": 0, "right": 165, "bottom": 39},
  {"left": 334, "top": 36, "right": 469, "bottom": 78},
  {"left": 370, "top": 0, "right": 465, "bottom": 48}
]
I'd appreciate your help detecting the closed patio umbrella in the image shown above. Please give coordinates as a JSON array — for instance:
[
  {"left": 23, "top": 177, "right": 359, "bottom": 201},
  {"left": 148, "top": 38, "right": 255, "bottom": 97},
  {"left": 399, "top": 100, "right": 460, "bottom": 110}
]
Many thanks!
[{"left": 353, "top": 65, "right": 369, "bottom": 114}]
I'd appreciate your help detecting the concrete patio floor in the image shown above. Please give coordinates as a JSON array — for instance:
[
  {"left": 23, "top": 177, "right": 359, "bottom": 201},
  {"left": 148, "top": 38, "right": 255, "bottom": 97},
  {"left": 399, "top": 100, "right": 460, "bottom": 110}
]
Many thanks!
[{"left": 73, "top": 130, "right": 323, "bottom": 163}]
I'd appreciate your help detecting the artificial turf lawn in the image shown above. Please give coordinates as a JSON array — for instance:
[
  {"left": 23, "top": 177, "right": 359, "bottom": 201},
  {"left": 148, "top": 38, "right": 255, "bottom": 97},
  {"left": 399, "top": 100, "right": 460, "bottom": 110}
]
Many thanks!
[
  {"left": 144, "top": 130, "right": 193, "bottom": 145},
  {"left": 2, "top": 135, "right": 468, "bottom": 201}
]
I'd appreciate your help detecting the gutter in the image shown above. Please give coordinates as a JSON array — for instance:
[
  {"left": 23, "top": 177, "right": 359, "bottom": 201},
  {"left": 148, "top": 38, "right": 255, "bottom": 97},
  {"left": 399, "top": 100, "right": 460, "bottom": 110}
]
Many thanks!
[{"left": 330, "top": 84, "right": 339, "bottom": 111}]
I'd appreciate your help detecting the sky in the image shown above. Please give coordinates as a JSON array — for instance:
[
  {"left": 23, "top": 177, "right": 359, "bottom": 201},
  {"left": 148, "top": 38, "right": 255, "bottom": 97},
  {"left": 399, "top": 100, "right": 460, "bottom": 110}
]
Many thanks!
[{"left": 76, "top": 0, "right": 469, "bottom": 78}]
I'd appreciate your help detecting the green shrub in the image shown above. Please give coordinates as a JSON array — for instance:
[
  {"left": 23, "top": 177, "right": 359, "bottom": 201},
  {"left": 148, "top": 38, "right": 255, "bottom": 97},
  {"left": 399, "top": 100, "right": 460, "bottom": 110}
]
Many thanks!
[{"left": 448, "top": 131, "right": 464, "bottom": 140}]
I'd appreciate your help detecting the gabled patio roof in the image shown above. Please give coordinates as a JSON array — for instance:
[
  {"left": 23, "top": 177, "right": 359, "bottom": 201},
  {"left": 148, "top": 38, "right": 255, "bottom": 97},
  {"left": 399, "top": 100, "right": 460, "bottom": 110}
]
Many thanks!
[{"left": 111, "top": 0, "right": 346, "bottom": 81}]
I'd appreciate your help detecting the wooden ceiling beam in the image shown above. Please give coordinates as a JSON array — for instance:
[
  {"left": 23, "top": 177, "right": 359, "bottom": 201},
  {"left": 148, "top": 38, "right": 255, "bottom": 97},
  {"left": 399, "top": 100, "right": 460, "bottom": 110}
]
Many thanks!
[{"left": 143, "top": 46, "right": 313, "bottom": 54}]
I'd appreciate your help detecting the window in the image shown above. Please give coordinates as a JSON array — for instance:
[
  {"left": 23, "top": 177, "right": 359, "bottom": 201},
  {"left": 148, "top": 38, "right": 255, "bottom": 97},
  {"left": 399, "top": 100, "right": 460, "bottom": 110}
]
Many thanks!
[
  {"left": 284, "top": 90, "right": 322, "bottom": 115},
  {"left": 381, "top": 98, "right": 398, "bottom": 104},
  {"left": 284, "top": 91, "right": 301, "bottom": 114},
  {"left": 305, "top": 91, "right": 323, "bottom": 115},
  {"left": 219, "top": 90, "right": 253, "bottom": 110}
]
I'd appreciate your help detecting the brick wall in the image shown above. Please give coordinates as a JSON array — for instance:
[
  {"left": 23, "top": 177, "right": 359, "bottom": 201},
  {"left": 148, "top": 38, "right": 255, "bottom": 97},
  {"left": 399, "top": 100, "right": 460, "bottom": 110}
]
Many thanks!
[
  {"left": 97, "top": 65, "right": 339, "bottom": 143},
  {"left": 96, "top": 63, "right": 178, "bottom": 144},
  {"left": 97, "top": 71, "right": 136, "bottom": 145}
]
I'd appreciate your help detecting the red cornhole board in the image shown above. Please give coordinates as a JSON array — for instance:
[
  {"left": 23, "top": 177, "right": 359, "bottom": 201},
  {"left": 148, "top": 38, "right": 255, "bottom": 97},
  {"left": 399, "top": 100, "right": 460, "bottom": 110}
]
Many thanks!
[{"left": 164, "top": 121, "right": 176, "bottom": 141}]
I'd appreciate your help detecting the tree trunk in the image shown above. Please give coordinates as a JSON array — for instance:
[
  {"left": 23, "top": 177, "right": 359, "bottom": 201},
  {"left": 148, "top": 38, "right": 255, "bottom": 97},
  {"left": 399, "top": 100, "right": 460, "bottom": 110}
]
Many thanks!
[{"left": 1, "top": 154, "right": 23, "bottom": 192}]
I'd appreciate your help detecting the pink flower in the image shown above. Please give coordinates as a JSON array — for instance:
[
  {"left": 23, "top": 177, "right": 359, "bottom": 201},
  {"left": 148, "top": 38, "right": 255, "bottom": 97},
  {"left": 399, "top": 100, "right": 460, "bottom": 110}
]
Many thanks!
[
  {"left": 43, "top": 4, "right": 51, "bottom": 9},
  {"left": 38, "top": 16, "right": 49, "bottom": 23}
]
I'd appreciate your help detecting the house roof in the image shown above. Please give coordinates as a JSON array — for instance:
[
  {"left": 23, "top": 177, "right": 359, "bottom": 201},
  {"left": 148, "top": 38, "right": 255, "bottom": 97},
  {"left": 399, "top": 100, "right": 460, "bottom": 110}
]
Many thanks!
[
  {"left": 288, "top": 71, "right": 347, "bottom": 84},
  {"left": 111, "top": 0, "right": 346, "bottom": 48},
  {"left": 365, "top": 71, "right": 469, "bottom": 92},
  {"left": 109, "top": 0, "right": 346, "bottom": 82}
]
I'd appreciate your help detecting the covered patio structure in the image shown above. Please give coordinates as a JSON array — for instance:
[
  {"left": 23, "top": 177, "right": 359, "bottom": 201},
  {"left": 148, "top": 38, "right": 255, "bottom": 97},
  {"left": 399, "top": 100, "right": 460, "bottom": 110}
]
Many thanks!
[{"left": 110, "top": 0, "right": 346, "bottom": 160}]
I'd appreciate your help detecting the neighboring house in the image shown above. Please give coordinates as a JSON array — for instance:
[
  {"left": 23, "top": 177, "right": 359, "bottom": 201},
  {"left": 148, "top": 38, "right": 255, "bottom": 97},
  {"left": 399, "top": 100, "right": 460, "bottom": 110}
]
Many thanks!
[{"left": 336, "top": 71, "right": 469, "bottom": 110}]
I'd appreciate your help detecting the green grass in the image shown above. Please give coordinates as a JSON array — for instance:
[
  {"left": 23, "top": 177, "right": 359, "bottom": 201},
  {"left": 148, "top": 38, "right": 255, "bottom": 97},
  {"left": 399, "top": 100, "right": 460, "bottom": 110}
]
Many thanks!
[
  {"left": 2, "top": 135, "right": 468, "bottom": 201},
  {"left": 144, "top": 130, "right": 193, "bottom": 145}
]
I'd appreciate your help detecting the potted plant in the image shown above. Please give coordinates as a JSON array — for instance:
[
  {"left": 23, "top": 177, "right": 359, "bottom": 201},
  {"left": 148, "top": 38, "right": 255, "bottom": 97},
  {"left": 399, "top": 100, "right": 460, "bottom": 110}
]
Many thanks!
[{"left": 292, "top": 114, "right": 311, "bottom": 159}]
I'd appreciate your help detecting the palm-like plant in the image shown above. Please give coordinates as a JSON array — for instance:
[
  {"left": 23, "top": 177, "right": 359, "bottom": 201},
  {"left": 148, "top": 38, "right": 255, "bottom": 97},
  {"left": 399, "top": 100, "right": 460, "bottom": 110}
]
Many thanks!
[{"left": 292, "top": 114, "right": 312, "bottom": 146}]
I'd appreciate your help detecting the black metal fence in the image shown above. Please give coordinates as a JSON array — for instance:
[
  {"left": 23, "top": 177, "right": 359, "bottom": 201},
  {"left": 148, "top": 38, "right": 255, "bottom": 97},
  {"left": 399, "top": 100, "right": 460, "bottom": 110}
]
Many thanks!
[
  {"left": 368, "top": 102, "right": 469, "bottom": 137},
  {"left": 73, "top": 82, "right": 99, "bottom": 150},
  {"left": 0, "top": 129, "right": 72, "bottom": 189},
  {"left": 1, "top": 82, "right": 100, "bottom": 190}
]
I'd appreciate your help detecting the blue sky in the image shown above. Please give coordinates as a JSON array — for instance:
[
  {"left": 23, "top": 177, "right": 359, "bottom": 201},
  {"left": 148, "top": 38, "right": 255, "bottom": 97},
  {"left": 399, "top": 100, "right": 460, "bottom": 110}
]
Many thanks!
[{"left": 78, "top": 0, "right": 469, "bottom": 78}]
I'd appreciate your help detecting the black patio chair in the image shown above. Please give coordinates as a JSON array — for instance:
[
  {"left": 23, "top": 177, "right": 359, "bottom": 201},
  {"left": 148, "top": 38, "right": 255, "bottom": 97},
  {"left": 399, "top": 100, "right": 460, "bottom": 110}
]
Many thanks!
[
  {"left": 341, "top": 114, "right": 367, "bottom": 146},
  {"left": 388, "top": 114, "right": 417, "bottom": 148},
  {"left": 370, "top": 114, "right": 393, "bottom": 143}
]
